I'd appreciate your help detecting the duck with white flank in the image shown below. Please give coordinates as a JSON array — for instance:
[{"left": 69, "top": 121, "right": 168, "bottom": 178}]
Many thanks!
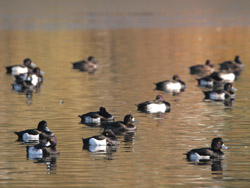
[
  {"left": 155, "top": 75, "right": 186, "bottom": 93},
  {"left": 203, "top": 83, "right": 237, "bottom": 101},
  {"left": 78, "top": 107, "right": 114, "bottom": 125},
  {"left": 82, "top": 129, "right": 119, "bottom": 148},
  {"left": 14, "top": 120, "right": 52, "bottom": 142},
  {"left": 196, "top": 71, "right": 235, "bottom": 89},
  {"left": 26, "top": 136, "right": 60, "bottom": 159},
  {"left": 12, "top": 67, "right": 44, "bottom": 92},
  {"left": 185, "top": 137, "right": 228, "bottom": 162},
  {"left": 6, "top": 58, "right": 36, "bottom": 76},
  {"left": 136, "top": 95, "right": 171, "bottom": 113}
]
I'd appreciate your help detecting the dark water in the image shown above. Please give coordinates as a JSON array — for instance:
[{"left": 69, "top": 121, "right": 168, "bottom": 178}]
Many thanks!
[{"left": 1, "top": 0, "right": 250, "bottom": 187}]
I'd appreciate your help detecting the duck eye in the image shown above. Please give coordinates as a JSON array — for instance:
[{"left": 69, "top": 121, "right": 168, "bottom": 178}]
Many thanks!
[{"left": 106, "top": 133, "right": 109, "bottom": 136}]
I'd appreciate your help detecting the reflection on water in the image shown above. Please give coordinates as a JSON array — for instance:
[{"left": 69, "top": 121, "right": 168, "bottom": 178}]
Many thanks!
[
  {"left": 28, "top": 156, "right": 59, "bottom": 174},
  {"left": 1, "top": 0, "right": 250, "bottom": 187}
]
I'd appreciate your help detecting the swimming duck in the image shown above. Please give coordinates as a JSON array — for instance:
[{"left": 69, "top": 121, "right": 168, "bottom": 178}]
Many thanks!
[
  {"left": 196, "top": 72, "right": 233, "bottom": 88},
  {"left": 6, "top": 58, "right": 35, "bottom": 76},
  {"left": 155, "top": 75, "right": 186, "bottom": 93},
  {"left": 189, "top": 60, "right": 215, "bottom": 76},
  {"left": 82, "top": 129, "right": 119, "bottom": 148},
  {"left": 72, "top": 56, "right": 98, "bottom": 73},
  {"left": 203, "top": 83, "right": 236, "bottom": 101},
  {"left": 12, "top": 67, "right": 44, "bottom": 92},
  {"left": 102, "top": 114, "right": 137, "bottom": 135},
  {"left": 78, "top": 107, "right": 114, "bottom": 124},
  {"left": 14, "top": 120, "right": 51, "bottom": 142},
  {"left": 26, "top": 136, "right": 60, "bottom": 159},
  {"left": 25, "top": 67, "right": 44, "bottom": 86},
  {"left": 185, "top": 137, "right": 228, "bottom": 162},
  {"left": 136, "top": 95, "right": 171, "bottom": 113},
  {"left": 219, "top": 56, "right": 244, "bottom": 74}
]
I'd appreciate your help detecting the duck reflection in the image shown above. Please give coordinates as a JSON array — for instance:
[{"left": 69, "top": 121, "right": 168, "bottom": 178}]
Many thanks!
[
  {"left": 83, "top": 144, "right": 119, "bottom": 160},
  {"left": 123, "top": 131, "right": 136, "bottom": 143},
  {"left": 187, "top": 158, "right": 224, "bottom": 174},
  {"left": 31, "top": 156, "right": 59, "bottom": 174}
]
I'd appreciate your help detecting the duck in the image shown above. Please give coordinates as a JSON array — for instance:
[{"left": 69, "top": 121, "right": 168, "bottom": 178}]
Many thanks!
[
  {"left": 203, "top": 83, "right": 236, "bottom": 101},
  {"left": 72, "top": 56, "right": 98, "bottom": 73},
  {"left": 219, "top": 56, "right": 244, "bottom": 74},
  {"left": 136, "top": 95, "right": 171, "bottom": 113},
  {"left": 14, "top": 120, "right": 52, "bottom": 142},
  {"left": 12, "top": 67, "right": 44, "bottom": 92},
  {"left": 82, "top": 129, "right": 119, "bottom": 148},
  {"left": 6, "top": 58, "right": 35, "bottom": 76},
  {"left": 185, "top": 137, "right": 228, "bottom": 162},
  {"left": 26, "top": 136, "right": 60, "bottom": 159},
  {"left": 25, "top": 67, "right": 44, "bottom": 86},
  {"left": 196, "top": 72, "right": 229, "bottom": 88},
  {"left": 189, "top": 60, "right": 215, "bottom": 76},
  {"left": 78, "top": 107, "right": 114, "bottom": 124},
  {"left": 102, "top": 114, "right": 137, "bottom": 135},
  {"left": 155, "top": 75, "right": 186, "bottom": 93}
]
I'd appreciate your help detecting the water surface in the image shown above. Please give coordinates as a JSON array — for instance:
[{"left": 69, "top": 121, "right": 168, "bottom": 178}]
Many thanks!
[{"left": 0, "top": 0, "right": 250, "bottom": 187}]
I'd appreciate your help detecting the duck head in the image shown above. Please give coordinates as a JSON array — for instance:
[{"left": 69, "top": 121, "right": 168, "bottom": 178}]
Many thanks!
[
  {"left": 37, "top": 120, "right": 50, "bottom": 132},
  {"left": 211, "top": 137, "right": 228, "bottom": 151},
  {"left": 102, "top": 129, "right": 116, "bottom": 138},
  {"left": 99, "top": 107, "right": 114, "bottom": 119},
  {"left": 124, "top": 114, "right": 135, "bottom": 125},
  {"left": 155, "top": 95, "right": 165, "bottom": 102}
]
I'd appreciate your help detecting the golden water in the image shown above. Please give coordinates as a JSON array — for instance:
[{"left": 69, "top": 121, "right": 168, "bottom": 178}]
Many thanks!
[{"left": 0, "top": 0, "right": 250, "bottom": 187}]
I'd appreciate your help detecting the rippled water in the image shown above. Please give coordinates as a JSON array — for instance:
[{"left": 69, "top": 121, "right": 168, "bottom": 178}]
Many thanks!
[{"left": 1, "top": 0, "right": 250, "bottom": 187}]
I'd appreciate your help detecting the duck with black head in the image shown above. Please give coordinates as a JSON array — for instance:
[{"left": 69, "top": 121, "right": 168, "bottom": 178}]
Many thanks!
[
  {"left": 6, "top": 58, "right": 36, "bottom": 76},
  {"left": 185, "top": 137, "right": 228, "bottom": 162},
  {"left": 154, "top": 75, "right": 186, "bottom": 94},
  {"left": 102, "top": 114, "right": 137, "bottom": 135},
  {"left": 14, "top": 120, "right": 52, "bottom": 142},
  {"left": 196, "top": 71, "right": 235, "bottom": 89},
  {"left": 78, "top": 107, "right": 114, "bottom": 125},
  {"left": 12, "top": 67, "right": 44, "bottom": 92},
  {"left": 82, "top": 129, "right": 119, "bottom": 148},
  {"left": 203, "top": 83, "right": 237, "bottom": 101},
  {"left": 136, "top": 95, "right": 171, "bottom": 113}
]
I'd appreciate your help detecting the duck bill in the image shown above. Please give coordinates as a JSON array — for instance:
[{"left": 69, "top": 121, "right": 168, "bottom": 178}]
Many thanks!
[
  {"left": 31, "top": 62, "right": 36, "bottom": 67},
  {"left": 222, "top": 144, "right": 228, "bottom": 149},
  {"left": 132, "top": 118, "right": 139, "bottom": 123},
  {"left": 45, "top": 127, "right": 50, "bottom": 132},
  {"left": 232, "top": 87, "right": 237, "bottom": 91},
  {"left": 45, "top": 141, "right": 51, "bottom": 147}
]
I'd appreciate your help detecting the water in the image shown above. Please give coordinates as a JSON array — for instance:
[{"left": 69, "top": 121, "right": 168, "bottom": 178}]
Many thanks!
[{"left": 1, "top": 0, "right": 250, "bottom": 187}]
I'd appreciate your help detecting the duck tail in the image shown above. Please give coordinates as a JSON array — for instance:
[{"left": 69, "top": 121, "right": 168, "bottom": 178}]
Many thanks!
[
  {"left": 14, "top": 131, "right": 22, "bottom": 141},
  {"left": 203, "top": 91, "right": 210, "bottom": 99}
]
